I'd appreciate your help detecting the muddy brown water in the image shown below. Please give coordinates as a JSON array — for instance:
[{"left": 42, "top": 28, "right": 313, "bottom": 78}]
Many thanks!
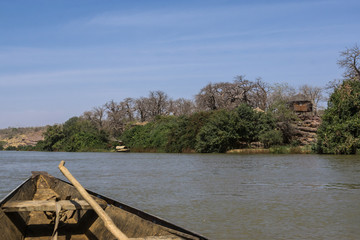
[{"left": 1, "top": 151, "right": 359, "bottom": 239}]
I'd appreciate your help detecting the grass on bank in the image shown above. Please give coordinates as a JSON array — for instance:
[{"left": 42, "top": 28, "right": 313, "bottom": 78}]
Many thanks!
[{"left": 227, "top": 145, "right": 313, "bottom": 154}]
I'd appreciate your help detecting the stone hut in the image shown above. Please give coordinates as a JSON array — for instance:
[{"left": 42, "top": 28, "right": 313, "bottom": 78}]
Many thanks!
[
  {"left": 288, "top": 94, "right": 313, "bottom": 113},
  {"left": 288, "top": 94, "right": 321, "bottom": 145}
]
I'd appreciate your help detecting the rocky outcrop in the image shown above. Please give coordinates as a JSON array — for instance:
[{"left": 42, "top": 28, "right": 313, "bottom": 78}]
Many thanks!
[
  {"left": 0, "top": 127, "right": 45, "bottom": 148},
  {"left": 293, "top": 114, "right": 321, "bottom": 145}
]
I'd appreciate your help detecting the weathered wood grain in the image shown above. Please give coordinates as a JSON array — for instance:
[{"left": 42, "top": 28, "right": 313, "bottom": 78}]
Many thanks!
[{"left": 2, "top": 200, "right": 107, "bottom": 212}]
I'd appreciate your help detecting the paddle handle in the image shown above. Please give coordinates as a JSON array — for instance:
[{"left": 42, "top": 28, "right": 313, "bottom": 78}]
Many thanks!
[{"left": 58, "top": 161, "right": 129, "bottom": 240}]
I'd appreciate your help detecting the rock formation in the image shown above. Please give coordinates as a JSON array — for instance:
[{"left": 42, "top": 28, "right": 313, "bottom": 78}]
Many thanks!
[{"left": 292, "top": 114, "right": 321, "bottom": 145}]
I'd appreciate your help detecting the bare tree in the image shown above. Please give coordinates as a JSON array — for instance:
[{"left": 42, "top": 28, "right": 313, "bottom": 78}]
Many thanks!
[
  {"left": 195, "top": 79, "right": 248, "bottom": 111},
  {"left": 120, "top": 98, "right": 135, "bottom": 122},
  {"left": 93, "top": 106, "right": 106, "bottom": 130},
  {"left": 104, "top": 100, "right": 124, "bottom": 136},
  {"left": 233, "top": 75, "right": 254, "bottom": 104},
  {"left": 268, "top": 82, "right": 296, "bottom": 107},
  {"left": 134, "top": 97, "right": 150, "bottom": 122},
  {"left": 338, "top": 44, "right": 360, "bottom": 81},
  {"left": 82, "top": 106, "right": 106, "bottom": 131},
  {"left": 169, "top": 98, "right": 195, "bottom": 116},
  {"left": 82, "top": 111, "right": 93, "bottom": 121},
  {"left": 195, "top": 83, "right": 218, "bottom": 111},
  {"left": 196, "top": 76, "right": 270, "bottom": 111},
  {"left": 326, "top": 78, "right": 342, "bottom": 93},
  {"left": 215, "top": 81, "right": 243, "bottom": 110},
  {"left": 248, "top": 77, "right": 269, "bottom": 110},
  {"left": 148, "top": 91, "right": 170, "bottom": 119}
]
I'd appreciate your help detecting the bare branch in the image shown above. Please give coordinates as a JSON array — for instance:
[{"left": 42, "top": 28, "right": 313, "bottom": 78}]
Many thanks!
[{"left": 338, "top": 44, "right": 360, "bottom": 80}]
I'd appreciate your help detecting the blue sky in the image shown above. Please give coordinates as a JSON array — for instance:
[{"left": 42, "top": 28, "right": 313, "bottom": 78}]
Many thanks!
[{"left": 0, "top": 0, "right": 359, "bottom": 128}]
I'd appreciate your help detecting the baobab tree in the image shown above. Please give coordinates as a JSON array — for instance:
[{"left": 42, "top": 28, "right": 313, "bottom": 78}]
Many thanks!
[
  {"left": 195, "top": 76, "right": 270, "bottom": 111},
  {"left": 82, "top": 106, "right": 106, "bottom": 131},
  {"left": 148, "top": 90, "right": 170, "bottom": 119},
  {"left": 169, "top": 98, "right": 195, "bottom": 116},
  {"left": 338, "top": 44, "right": 360, "bottom": 81}
]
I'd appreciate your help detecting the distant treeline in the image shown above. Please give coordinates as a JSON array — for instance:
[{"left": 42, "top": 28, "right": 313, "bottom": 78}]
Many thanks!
[
  {"left": 4, "top": 45, "right": 359, "bottom": 154},
  {"left": 34, "top": 78, "right": 309, "bottom": 152},
  {"left": 80, "top": 76, "right": 324, "bottom": 138}
]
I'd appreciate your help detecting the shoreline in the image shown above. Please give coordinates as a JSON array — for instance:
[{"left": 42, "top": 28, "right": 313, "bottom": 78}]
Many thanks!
[{"left": 0, "top": 145, "right": 316, "bottom": 154}]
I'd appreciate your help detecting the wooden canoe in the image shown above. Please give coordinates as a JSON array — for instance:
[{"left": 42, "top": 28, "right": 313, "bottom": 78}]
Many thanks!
[{"left": 0, "top": 171, "right": 208, "bottom": 240}]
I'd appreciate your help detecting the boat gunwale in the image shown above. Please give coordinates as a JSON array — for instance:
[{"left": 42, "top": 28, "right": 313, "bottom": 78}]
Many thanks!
[
  {"left": 0, "top": 176, "right": 34, "bottom": 206},
  {"left": 54, "top": 176, "right": 209, "bottom": 240},
  {"left": 1, "top": 174, "right": 209, "bottom": 240}
]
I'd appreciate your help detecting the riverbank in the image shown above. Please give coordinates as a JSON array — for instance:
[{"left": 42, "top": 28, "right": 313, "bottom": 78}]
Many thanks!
[
  {"left": 125, "top": 144, "right": 314, "bottom": 154},
  {"left": 0, "top": 146, "right": 314, "bottom": 154},
  {"left": 0, "top": 126, "right": 330, "bottom": 155},
  {"left": 226, "top": 145, "right": 313, "bottom": 154}
]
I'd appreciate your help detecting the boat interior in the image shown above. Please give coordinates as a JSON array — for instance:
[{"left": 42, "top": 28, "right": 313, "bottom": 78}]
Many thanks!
[{"left": 0, "top": 172, "right": 204, "bottom": 240}]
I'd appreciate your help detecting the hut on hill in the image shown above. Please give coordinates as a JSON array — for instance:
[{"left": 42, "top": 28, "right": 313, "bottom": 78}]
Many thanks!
[{"left": 288, "top": 94, "right": 313, "bottom": 114}]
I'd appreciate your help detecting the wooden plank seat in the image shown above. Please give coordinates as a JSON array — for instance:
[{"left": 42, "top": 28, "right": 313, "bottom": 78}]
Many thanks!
[{"left": 2, "top": 199, "right": 107, "bottom": 212}]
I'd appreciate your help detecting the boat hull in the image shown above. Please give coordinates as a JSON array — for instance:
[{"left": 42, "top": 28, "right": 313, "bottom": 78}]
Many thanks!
[{"left": 0, "top": 172, "right": 208, "bottom": 240}]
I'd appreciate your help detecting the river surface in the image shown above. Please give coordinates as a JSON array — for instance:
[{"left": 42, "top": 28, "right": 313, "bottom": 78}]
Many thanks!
[{"left": 0, "top": 151, "right": 359, "bottom": 239}]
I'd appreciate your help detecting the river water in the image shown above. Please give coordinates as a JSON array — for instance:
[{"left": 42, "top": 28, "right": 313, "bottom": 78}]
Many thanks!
[{"left": 0, "top": 151, "right": 359, "bottom": 239}]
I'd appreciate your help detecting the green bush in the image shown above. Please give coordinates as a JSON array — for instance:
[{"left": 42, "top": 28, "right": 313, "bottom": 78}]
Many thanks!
[
  {"left": 122, "top": 116, "right": 180, "bottom": 152},
  {"left": 259, "top": 129, "right": 283, "bottom": 148},
  {"left": 195, "top": 104, "right": 278, "bottom": 153},
  {"left": 17, "top": 145, "right": 36, "bottom": 151},
  {"left": 37, "top": 117, "right": 109, "bottom": 152},
  {"left": 317, "top": 79, "right": 360, "bottom": 154},
  {"left": 166, "top": 112, "right": 213, "bottom": 152},
  {"left": 0, "top": 141, "right": 6, "bottom": 150},
  {"left": 122, "top": 112, "right": 215, "bottom": 153},
  {"left": 195, "top": 110, "right": 236, "bottom": 153},
  {"left": 268, "top": 100, "right": 298, "bottom": 144},
  {"left": 5, "top": 146, "right": 17, "bottom": 151},
  {"left": 41, "top": 125, "right": 65, "bottom": 151}
]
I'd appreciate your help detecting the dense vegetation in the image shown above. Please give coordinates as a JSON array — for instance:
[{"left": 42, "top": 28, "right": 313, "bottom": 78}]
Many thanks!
[
  {"left": 316, "top": 79, "right": 360, "bottom": 154},
  {"left": 36, "top": 117, "right": 110, "bottom": 152},
  {"left": 316, "top": 45, "right": 360, "bottom": 154},
  {"left": 121, "top": 104, "right": 288, "bottom": 153}
]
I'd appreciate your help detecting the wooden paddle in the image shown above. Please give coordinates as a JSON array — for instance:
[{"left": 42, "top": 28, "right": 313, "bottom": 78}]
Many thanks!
[{"left": 58, "top": 160, "right": 129, "bottom": 240}]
